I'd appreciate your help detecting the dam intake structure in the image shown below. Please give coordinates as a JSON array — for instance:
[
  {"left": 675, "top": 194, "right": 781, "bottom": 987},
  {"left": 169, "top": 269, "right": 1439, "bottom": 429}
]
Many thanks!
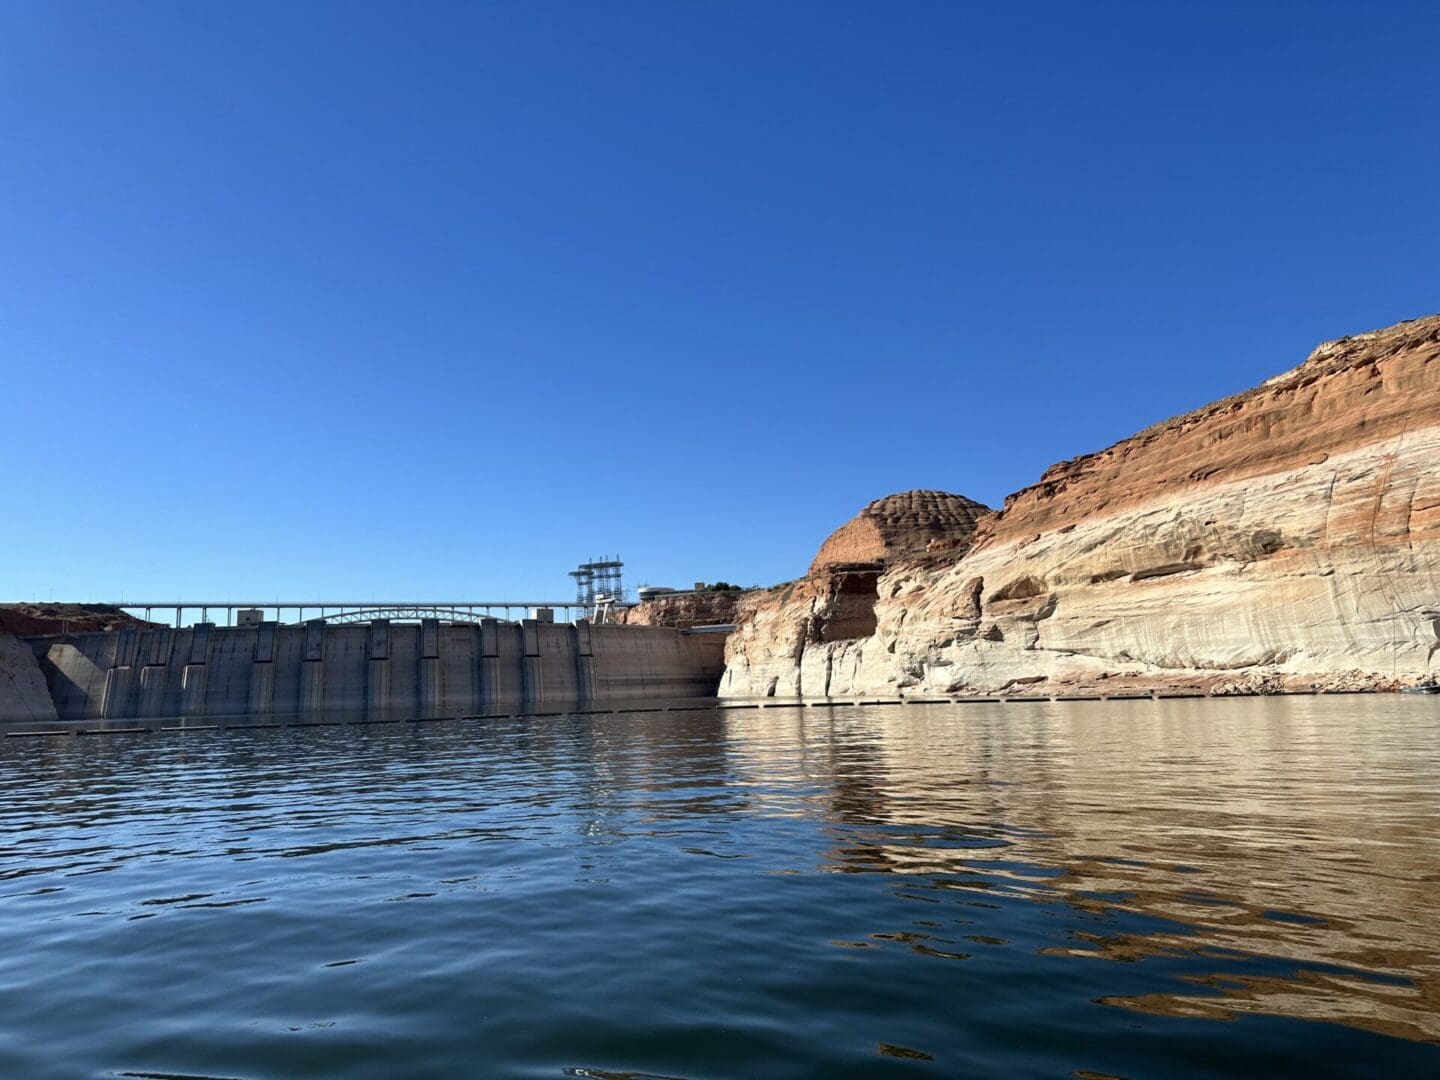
[{"left": 0, "top": 618, "right": 726, "bottom": 725}]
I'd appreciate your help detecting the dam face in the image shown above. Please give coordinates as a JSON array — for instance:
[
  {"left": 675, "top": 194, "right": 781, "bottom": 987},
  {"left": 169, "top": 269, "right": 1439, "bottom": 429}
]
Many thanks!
[{"left": 7, "top": 619, "right": 725, "bottom": 723}]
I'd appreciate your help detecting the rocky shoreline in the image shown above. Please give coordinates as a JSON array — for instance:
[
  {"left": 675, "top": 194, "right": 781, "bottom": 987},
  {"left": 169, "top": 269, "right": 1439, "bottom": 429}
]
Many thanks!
[{"left": 716, "top": 314, "right": 1440, "bottom": 698}]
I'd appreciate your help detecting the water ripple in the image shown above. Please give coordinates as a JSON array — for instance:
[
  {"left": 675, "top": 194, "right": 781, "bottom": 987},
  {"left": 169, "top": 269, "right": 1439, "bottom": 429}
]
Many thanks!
[{"left": 1, "top": 698, "right": 1438, "bottom": 1076}]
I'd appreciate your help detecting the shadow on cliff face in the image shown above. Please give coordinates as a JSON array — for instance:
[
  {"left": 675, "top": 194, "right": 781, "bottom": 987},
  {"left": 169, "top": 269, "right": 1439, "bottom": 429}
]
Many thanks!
[{"left": 807, "top": 566, "right": 881, "bottom": 644}]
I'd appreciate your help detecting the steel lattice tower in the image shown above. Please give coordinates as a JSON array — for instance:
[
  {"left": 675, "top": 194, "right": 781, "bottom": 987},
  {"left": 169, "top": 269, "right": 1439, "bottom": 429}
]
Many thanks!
[
  {"left": 574, "top": 557, "right": 624, "bottom": 611},
  {"left": 569, "top": 567, "right": 596, "bottom": 611}
]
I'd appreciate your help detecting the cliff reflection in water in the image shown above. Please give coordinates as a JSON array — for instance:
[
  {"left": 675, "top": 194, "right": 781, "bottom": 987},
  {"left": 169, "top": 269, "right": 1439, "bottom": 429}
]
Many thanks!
[
  {"left": 3, "top": 696, "right": 1438, "bottom": 1076},
  {"left": 722, "top": 697, "right": 1440, "bottom": 1045}
]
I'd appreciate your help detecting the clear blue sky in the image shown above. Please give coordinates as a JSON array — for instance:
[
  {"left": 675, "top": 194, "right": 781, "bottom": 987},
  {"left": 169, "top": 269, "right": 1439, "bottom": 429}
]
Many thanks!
[{"left": 3, "top": 1, "right": 1437, "bottom": 604}]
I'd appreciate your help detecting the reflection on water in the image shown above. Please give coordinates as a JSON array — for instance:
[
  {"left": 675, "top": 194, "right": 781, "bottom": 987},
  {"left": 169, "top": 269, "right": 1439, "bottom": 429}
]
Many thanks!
[{"left": 1, "top": 697, "right": 1438, "bottom": 1077}]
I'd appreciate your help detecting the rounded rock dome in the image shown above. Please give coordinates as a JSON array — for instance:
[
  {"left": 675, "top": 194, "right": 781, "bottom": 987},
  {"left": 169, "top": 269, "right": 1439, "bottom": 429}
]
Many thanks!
[{"left": 809, "top": 489, "right": 991, "bottom": 574}]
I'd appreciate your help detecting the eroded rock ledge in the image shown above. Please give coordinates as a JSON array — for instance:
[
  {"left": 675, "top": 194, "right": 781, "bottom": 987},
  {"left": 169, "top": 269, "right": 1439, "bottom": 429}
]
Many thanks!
[
  {"left": 723, "top": 314, "right": 1440, "bottom": 697},
  {"left": 615, "top": 589, "right": 745, "bottom": 629}
]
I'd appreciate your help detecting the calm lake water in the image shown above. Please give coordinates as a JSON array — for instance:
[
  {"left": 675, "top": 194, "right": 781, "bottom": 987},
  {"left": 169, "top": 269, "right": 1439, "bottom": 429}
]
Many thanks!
[{"left": 2, "top": 698, "right": 1439, "bottom": 1078}]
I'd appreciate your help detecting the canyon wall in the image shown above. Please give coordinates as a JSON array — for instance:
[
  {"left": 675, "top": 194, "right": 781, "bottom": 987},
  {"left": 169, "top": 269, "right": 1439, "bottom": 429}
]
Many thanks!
[{"left": 723, "top": 314, "right": 1440, "bottom": 696}]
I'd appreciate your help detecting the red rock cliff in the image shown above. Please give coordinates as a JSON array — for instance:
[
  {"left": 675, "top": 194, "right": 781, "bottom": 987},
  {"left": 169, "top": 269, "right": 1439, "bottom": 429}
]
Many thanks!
[
  {"left": 724, "top": 314, "right": 1440, "bottom": 697},
  {"left": 810, "top": 490, "right": 991, "bottom": 572}
]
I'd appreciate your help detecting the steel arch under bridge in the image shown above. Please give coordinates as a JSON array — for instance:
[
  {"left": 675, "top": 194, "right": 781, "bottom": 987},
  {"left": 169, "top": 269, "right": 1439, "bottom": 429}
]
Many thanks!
[{"left": 297, "top": 606, "right": 555, "bottom": 625}]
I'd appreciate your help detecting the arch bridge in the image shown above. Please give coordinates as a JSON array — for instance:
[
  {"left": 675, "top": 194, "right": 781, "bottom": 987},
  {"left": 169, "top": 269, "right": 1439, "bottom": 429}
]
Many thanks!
[
  {"left": 109, "top": 600, "right": 589, "bottom": 628},
  {"left": 305, "top": 606, "right": 562, "bottom": 626}
]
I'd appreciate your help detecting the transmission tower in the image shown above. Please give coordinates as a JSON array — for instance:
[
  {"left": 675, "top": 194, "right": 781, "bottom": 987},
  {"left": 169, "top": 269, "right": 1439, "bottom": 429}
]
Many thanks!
[
  {"left": 571, "top": 556, "right": 624, "bottom": 610},
  {"left": 588, "top": 558, "right": 624, "bottom": 604},
  {"left": 569, "top": 566, "right": 596, "bottom": 612}
]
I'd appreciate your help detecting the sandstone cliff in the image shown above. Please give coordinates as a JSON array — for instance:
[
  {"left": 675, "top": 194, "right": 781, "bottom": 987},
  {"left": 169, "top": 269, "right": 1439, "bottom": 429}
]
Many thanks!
[
  {"left": 723, "top": 314, "right": 1440, "bottom": 697},
  {"left": 615, "top": 589, "right": 746, "bottom": 629},
  {"left": 809, "top": 490, "right": 990, "bottom": 572}
]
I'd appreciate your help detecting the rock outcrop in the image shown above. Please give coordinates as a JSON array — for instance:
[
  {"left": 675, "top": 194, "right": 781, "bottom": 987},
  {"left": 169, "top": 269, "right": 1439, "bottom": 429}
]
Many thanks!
[
  {"left": 0, "top": 604, "right": 153, "bottom": 636},
  {"left": 809, "top": 490, "right": 991, "bottom": 572},
  {"left": 727, "top": 488, "right": 992, "bottom": 696},
  {"left": 723, "top": 314, "right": 1440, "bottom": 697},
  {"left": 616, "top": 589, "right": 746, "bottom": 629}
]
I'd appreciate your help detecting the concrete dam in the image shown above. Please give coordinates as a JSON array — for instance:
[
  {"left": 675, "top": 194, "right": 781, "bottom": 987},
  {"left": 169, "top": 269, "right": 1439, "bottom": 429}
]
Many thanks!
[{"left": 0, "top": 618, "right": 726, "bottom": 724}]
